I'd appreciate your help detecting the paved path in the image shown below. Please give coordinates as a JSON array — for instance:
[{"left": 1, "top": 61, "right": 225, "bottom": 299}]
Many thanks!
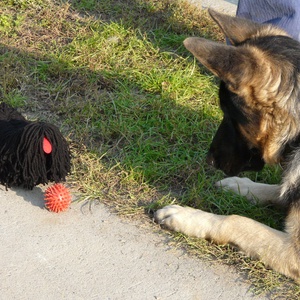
[
  {"left": 0, "top": 187, "right": 263, "bottom": 299},
  {"left": 192, "top": 0, "right": 238, "bottom": 14}
]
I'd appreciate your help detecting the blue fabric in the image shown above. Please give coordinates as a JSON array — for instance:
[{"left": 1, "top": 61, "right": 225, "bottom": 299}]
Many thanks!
[{"left": 236, "top": 0, "right": 300, "bottom": 41}]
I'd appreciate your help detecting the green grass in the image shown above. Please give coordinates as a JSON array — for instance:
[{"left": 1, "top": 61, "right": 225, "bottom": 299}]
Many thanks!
[{"left": 0, "top": 0, "right": 299, "bottom": 297}]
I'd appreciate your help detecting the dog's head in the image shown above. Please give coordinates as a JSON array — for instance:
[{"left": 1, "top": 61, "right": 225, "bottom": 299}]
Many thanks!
[{"left": 184, "top": 9, "right": 300, "bottom": 176}]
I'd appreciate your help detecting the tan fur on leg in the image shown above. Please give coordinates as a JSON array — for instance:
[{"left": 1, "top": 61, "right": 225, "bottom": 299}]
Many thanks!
[{"left": 155, "top": 205, "right": 300, "bottom": 281}]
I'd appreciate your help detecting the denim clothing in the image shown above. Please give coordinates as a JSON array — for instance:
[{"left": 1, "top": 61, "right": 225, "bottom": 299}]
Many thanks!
[{"left": 237, "top": 0, "right": 300, "bottom": 41}]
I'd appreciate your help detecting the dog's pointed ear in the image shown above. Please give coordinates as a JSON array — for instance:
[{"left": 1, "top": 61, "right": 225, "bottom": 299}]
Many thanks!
[
  {"left": 208, "top": 8, "right": 265, "bottom": 44},
  {"left": 183, "top": 37, "right": 254, "bottom": 90}
]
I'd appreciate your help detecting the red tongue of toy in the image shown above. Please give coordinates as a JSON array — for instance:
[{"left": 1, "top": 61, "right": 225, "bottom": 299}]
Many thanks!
[{"left": 43, "top": 137, "right": 52, "bottom": 154}]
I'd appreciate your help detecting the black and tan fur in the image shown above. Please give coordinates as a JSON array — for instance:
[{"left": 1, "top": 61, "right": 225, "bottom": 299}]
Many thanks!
[{"left": 155, "top": 9, "right": 300, "bottom": 281}]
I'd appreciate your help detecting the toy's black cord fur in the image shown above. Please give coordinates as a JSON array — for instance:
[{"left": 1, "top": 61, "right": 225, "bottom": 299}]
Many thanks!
[{"left": 0, "top": 102, "right": 71, "bottom": 189}]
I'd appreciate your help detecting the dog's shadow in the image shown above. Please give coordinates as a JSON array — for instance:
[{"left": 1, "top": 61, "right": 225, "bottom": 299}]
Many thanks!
[{"left": 8, "top": 186, "right": 45, "bottom": 209}]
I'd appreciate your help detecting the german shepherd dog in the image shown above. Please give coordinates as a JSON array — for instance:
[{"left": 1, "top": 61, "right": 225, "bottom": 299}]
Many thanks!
[{"left": 155, "top": 9, "right": 300, "bottom": 282}]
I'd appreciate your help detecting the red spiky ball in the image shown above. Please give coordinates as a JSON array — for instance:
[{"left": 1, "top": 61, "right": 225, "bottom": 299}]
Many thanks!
[{"left": 44, "top": 183, "right": 71, "bottom": 213}]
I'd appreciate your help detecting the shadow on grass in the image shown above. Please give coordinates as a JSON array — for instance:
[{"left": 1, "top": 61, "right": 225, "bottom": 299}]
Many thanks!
[
  {"left": 0, "top": 0, "right": 285, "bottom": 224},
  {"left": 0, "top": 1, "right": 220, "bottom": 202}
]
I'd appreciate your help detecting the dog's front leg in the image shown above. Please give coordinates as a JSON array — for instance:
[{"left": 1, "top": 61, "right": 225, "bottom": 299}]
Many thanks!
[
  {"left": 155, "top": 205, "right": 300, "bottom": 281},
  {"left": 155, "top": 205, "right": 228, "bottom": 239},
  {"left": 215, "top": 177, "right": 281, "bottom": 205}
]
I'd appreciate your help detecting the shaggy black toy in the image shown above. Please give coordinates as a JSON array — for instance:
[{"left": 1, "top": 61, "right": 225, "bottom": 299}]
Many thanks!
[{"left": 0, "top": 102, "right": 71, "bottom": 189}]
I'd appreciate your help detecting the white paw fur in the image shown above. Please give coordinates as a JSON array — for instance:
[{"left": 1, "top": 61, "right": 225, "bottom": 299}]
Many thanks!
[
  {"left": 215, "top": 177, "right": 280, "bottom": 205},
  {"left": 155, "top": 205, "right": 224, "bottom": 238}
]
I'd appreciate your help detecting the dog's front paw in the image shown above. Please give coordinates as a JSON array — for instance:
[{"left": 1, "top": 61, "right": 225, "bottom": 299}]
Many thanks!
[
  {"left": 155, "top": 205, "right": 192, "bottom": 231},
  {"left": 215, "top": 177, "right": 280, "bottom": 205},
  {"left": 155, "top": 205, "right": 212, "bottom": 238},
  {"left": 215, "top": 177, "right": 255, "bottom": 200}
]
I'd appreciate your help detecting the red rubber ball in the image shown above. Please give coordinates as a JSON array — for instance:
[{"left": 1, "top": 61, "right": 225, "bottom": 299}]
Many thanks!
[{"left": 44, "top": 183, "right": 71, "bottom": 213}]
